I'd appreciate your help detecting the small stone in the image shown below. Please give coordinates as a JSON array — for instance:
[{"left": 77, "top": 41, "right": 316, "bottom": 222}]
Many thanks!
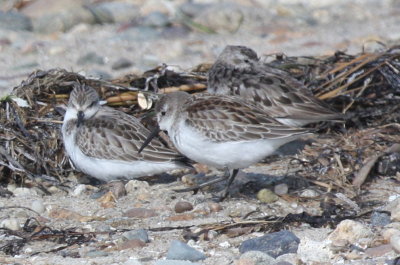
[
  {"left": 179, "top": 2, "right": 210, "bottom": 18},
  {"left": 274, "top": 184, "right": 289, "bottom": 195},
  {"left": 142, "top": 11, "right": 170, "bottom": 28},
  {"left": 257, "top": 189, "right": 278, "bottom": 203},
  {"left": 365, "top": 244, "right": 393, "bottom": 257},
  {"left": 123, "top": 208, "right": 158, "bottom": 218},
  {"left": 71, "top": 184, "right": 86, "bottom": 196},
  {"left": 328, "top": 220, "right": 373, "bottom": 245},
  {"left": 299, "top": 189, "right": 320, "bottom": 198},
  {"left": 0, "top": 11, "right": 32, "bottom": 31},
  {"left": 166, "top": 240, "right": 206, "bottom": 261},
  {"left": 208, "top": 202, "right": 223, "bottom": 213},
  {"left": 88, "top": 2, "right": 140, "bottom": 24},
  {"left": 175, "top": 201, "right": 194, "bottom": 213},
  {"left": 31, "top": 200, "right": 45, "bottom": 214},
  {"left": 0, "top": 218, "right": 20, "bottom": 231},
  {"left": 112, "top": 58, "right": 133, "bottom": 70},
  {"left": 237, "top": 250, "right": 276, "bottom": 265},
  {"left": 122, "top": 229, "right": 149, "bottom": 243},
  {"left": 125, "top": 180, "right": 150, "bottom": 194},
  {"left": 13, "top": 187, "right": 37, "bottom": 197},
  {"left": 239, "top": 230, "right": 300, "bottom": 258},
  {"left": 382, "top": 228, "right": 400, "bottom": 242},
  {"left": 167, "top": 213, "right": 195, "bottom": 221},
  {"left": 119, "top": 239, "right": 146, "bottom": 250},
  {"left": 77, "top": 52, "right": 105, "bottom": 65},
  {"left": 388, "top": 198, "right": 400, "bottom": 222},
  {"left": 154, "top": 260, "right": 201, "bottom": 265},
  {"left": 297, "top": 237, "right": 332, "bottom": 264},
  {"left": 83, "top": 69, "right": 112, "bottom": 80},
  {"left": 106, "top": 181, "right": 127, "bottom": 199},
  {"left": 391, "top": 234, "right": 400, "bottom": 253},
  {"left": 371, "top": 211, "right": 391, "bottom": 227}
]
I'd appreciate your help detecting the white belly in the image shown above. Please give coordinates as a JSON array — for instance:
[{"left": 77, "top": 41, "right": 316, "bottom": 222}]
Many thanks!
[
  {"left": 171, "top": 123, "right": 294, "bottom": 170},
  {"left": 62, "top": 129, "right": 180, "bottom": 182}
]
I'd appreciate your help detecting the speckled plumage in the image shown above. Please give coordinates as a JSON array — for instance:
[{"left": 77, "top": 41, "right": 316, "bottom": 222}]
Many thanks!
[
  {"left": 208, "top": 45, "right": 342, "bottom": 127},
  {"left": 62, "top": 83, "right": 189, "bottom": 182}
]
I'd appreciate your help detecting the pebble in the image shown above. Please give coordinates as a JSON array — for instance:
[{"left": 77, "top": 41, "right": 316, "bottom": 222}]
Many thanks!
[
  {"left": 77, "top": 52, "right": 105, "bottom": 65},
  {"left": 122, "top": 229, "right": 149, "bottom": 243},
  {"left": 236, "top": 251, "right": 277, "bottom": 265},
  {"left": 390, "top": 234, "right": 400, "bottom": 253},
  {"left": 299, "top": 189, "right": 320, "bottom": 198},
  {"left": 328, "top": 219, "right": 373, "bottom": 245},
  {"left": 256, "top": 189, "right": 279, "bottom": 203},
  {"left": 106, "top": 181, "right": 127, "bottom": 199},
  {"left": 123, "top": 208, "right": 158, "bottom": 218},
  {"left": 239, "top": 230, "right": 300, "bottom": 258},
  {"left": 112, "top": 58, "right": 133, "bottom": 70},
  {"left": 0, "top": 218, "right": 20, "bottom": 231},
  {"left": 174, "top": 201, "right": 194, "bottom": 213},
  {"left": 179, "top": 2, "right": 210, "bottom": 18},
  {"left": 142, "top": 11, "right": 171, "bottom": 28},
  {"left": 119, "top": 239, "right": 146, "bottom": 250},
  {"left": 365, "top": 244, "right": 393, "bottom": 257},
  {"left": 388, "top": 198, "right": 400, "bottom": 222},
  {"left": 125, "top": 180, "right": 150, "bottom": 194},
  {"left": 208, "top": 202, "right": 223, "bottom": 213},
  {"left": 0, "top": 11, "right": 32, "bottom": 31},
  {"left": 166, "top": 240, "right": 206, "bottom": 261},
  {"left": 88, "top": 2, "right": 140, "bottom": 24},
  {"left": 31, "top": 200, "right": 45, "bottom": 214},
  {"left": 83, "top": 69, "right": 112, "bottom": 80},
  {"left": 154, "top": 261, "right": 201, "bottom": 265},
  {"left": 32, "top": 8, "right": 95, "bottom": 33},
  {"left": 12, "top": 187, "right": 37, "bottom": 197},
  {"left": 274, "top": 183, "right": 289, "bottom": 195},
  {"left": 370, "top": 211, "right": 391, "bottom": 227},
  {"left": 297, "top": 237, "right": 331, "bottom": 263},
  {"left": 376, "top": 152, "right": 400, "bottom": 176},
  {"left": 382, "top": 228, "right": 400, "bottom": 241},
  {"left": 192, "top": 3, "right": 245, "bottom": 34},
  {"left": 71, "top": 184, "right": 87, "bottom": 196}
]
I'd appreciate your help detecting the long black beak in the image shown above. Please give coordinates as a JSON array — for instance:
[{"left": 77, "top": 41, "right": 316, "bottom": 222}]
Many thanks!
[
  {"left": 77, "top": 111, "right": 84, "bottom": 127},
  {"left": 138, "top": 126, "right": 161, "bottom": 153}
]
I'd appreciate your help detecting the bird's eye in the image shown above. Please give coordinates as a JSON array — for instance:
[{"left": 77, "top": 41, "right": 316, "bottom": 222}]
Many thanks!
[
  {"left": 244, "top": 59, "right": 250, "bottom": 63},
  {"left": 161, "top": 111, "right": 166, "bottom": 116},
  {"left": 88, "top": 101, "right": 97, "bottom": 108}
]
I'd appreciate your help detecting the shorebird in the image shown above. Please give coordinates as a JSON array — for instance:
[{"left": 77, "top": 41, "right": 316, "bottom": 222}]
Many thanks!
[
  {"left": 207, "top": 45, "right": 342, "bottom": 127},
  {"left": 139, "top": 91, "right": 310, "bottom": 199},
  {"left": 62, "top": 83, "right": 190, "bottom": 182}
]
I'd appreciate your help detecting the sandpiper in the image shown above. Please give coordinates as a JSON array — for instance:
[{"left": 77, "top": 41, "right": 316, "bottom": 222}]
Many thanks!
[
  {"left": 208, "top": 45, "right": 342, "bottom": 127},
  {"left": 62, "top": 83, "right": 190, "bottom": 182},
  {"left": 139, "top": 91, "right": 310, "bottom": 198}
]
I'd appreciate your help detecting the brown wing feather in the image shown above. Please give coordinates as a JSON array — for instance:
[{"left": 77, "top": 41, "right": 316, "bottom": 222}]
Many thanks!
[
  {"left": 76, "top": 108, "right": 181, "bottom": 162},
  {"left": 184, "top": 94, "right": 308, "bottom": 143}
]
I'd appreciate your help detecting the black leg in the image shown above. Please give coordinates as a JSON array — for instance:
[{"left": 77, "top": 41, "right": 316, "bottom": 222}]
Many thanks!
[{"left": 220, "top": 169, "right": 239, "bottom": 200}]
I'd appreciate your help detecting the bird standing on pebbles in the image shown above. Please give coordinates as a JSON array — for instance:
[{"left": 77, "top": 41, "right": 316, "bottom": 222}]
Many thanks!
[{"left": 139, "top": 91, "right": 310, "bottom": 199}]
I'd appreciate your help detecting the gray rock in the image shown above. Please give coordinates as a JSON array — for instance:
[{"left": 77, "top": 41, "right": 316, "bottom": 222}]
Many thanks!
[
  {"left": 179, "top": 3, "right": 211, "bottom": 18},
  {"left": 239, "top": 230, "right": 300, "bottom": 258},
  {"left": 122, "top": 229, "right": 149, "bottom": 243},
  {"left": 0, "top": 11, "right": 32, "bottom": 31},
  {"left": 274, "top": 183, "right": 289, "bottom": 195},
  {"left": 32, "top": 8, "right": 95, "bottom": 33},
  {"left": 166, "top": 240, "right": 206, "bottom": 261},
  {"left": 154, "top": 260, "right": 201, "bottom": 265},
  {"left": 370, "top": 211, "right": 391, "bottom": 227},
  {"left": 112, "top": 58, "right": 133, "bottom": 70},
  {"left": 77, "top": 52, "right": 105, "bottom": 65},
  {"left": 142, "top": 11, "right": 170, "bottom": 28},
  {"left": 88, "top": 2, "right": 140, "bottom": 24}
]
